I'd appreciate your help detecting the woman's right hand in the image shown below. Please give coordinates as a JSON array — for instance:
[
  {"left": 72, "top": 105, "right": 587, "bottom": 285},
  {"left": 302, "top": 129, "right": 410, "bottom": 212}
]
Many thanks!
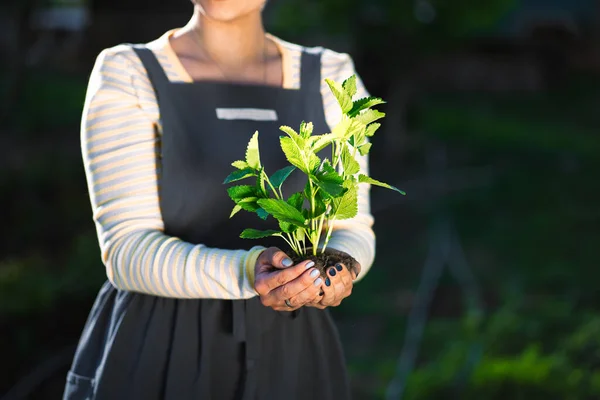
[{"left": 254, "top": 247, "right": 324, "bottom": 311}]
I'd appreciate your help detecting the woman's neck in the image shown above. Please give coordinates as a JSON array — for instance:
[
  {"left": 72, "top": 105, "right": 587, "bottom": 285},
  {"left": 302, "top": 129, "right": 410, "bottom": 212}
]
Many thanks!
[{"left": 183, "top": 8, "right": 267, "bottom": 67}]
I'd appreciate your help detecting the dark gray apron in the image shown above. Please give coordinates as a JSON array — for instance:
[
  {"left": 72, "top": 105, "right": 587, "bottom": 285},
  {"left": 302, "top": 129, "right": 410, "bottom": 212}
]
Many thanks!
[{"left": 63, "top": 45, "right": 351, "bottom": 400}]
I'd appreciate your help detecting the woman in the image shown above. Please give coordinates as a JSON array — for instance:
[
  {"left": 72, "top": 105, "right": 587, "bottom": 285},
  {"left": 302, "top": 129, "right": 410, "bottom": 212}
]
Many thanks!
[{"left": 64, "top": 0, "right": 376, "bottom": 399}]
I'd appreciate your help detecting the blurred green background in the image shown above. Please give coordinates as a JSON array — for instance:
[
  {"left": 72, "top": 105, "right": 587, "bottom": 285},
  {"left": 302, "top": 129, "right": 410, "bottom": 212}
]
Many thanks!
[{"left": 1, "top": 0, "right": 599, "bottom": 398}]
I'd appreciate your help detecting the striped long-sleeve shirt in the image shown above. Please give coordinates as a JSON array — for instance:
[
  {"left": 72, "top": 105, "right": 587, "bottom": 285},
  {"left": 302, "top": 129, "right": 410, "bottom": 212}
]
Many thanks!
[{"left": 82, "top": 29, "right": 376, "bottom": 299}]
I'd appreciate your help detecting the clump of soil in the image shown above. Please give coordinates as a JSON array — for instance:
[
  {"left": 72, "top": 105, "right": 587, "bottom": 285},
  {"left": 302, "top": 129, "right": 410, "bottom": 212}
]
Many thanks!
[{"left": 290, "top": 247, "right": 359, "bottom": 279}]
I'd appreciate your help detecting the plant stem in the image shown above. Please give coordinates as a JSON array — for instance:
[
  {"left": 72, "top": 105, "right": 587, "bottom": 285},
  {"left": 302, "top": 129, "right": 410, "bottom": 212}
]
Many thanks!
[
  {"left": 307, "top": 179, "right": 316, "bottom": 253},
  {"left": 331, "top": 142, "right": 337, "bottom": 167},
  {"left": 321, "top": 218, "right": 336, "bottom": 253},
  {"left": 314, "top": 213, "right": 327, "bottom": 254},
  {"left": 292, "top": 231, "right": 303, "bottom": 257},
  {"left": 302, "top": 232, "right": 307, "bottom": 255},
  {"left": 263, "top": 171, "right": 281, "bottom": 200},
  {"left": 281, "top": 233, "right": 298, "bottom": 255}
]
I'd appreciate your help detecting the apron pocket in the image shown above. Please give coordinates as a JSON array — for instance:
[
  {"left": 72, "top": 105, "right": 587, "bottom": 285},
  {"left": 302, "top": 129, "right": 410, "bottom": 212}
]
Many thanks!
[{"left": 64, "top": 371, "right": 95, "bottom": 400}]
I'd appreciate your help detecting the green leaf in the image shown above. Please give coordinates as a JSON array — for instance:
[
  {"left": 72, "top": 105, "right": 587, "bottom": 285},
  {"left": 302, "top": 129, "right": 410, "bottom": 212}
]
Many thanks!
[
  {"left": 358, "top": 174, "right": 406, "bottom": 195},
  {"left": 256, "top": 208, "right": 269, "bottom": 220},
  {"left": 270, "top": 166, "right": 296, "bottom": 189},
  {"left": 358, "top": 142, "right": 372, "bottom": 156},
  {"left": 365, "top": 123, "right": 381, "bottom": 137},
  {"left": 332, "top": 182, "right": 358, "bottom": 220},
  {"left": 310, "top": 133, "right": 338, "bottom": 153},
  {"left": 349, "top": 96, "right": 385, "bottom": 117},
  {"left": 299, "top": 121, "right": 314, "bottom": 139},
  {"left": 279, "top": 125, "right": 300, "bottom": 139},
  {"left": 257, "top": 167, "right": 267, "bottom": 196},
  {"left": 231, "top": 160, "right": 249, "bottom": 170},
  {"left": 239, "top": 202, "right": 260, "bottom": 213},
  {"left": 279, "top": 125, "right": 306, "bottom": 148},
  {"left": 279, "top": 136, "right": 304, "bottom": 171},
  {"left": 325, "top": 78, "right": 353, "bottom": 114},
  {"left": 280, "top": 136, "right": 320, "bottom": 174},
  {"left": 238, "top": 197, "right": 258, "bottom": 204},
  {"left": 356, "top": 109, "right": 386, "bottom": 126},
  {"left": 312, "top": 159, "right": 345, "bottom": 198},
  {"left": 348, "top": 120, "right": 366, "bottom": 142},
  {"left": 257, "top": 198, "right": 307, "bottom": 226},
  {"left": 245, "top": 131, "right": 261, "bottom": 170},
  {"left": 224, "top": 168, "right": 256, "bottom": 184},
  {"left": 341, "top": 145, "right": 361, "bottom": 175},
  {"left": 279, "top": 220, "right": 297, "bottom": 234},
  {"left": 240, "top": 228, "right": 281, "bottom": 239},
  {"left": 227, "top": 186, "right": 261, "bottom": 213},
  {"left": 332, "top": 115, "right": 353, "bottom": 141},
  {"left": 287, "top": 192, "right": 305, "bottom": 211},
  {"left": 293, "top": 227, "right": 306, "bottom": 243},
  {"left": 348, "top": 120, "right": 367, "bottom": 148},
  {"left": 311, "top": 192, "right": 328, "bottom": 218},
  {"left": 308, "top": 153, "right": 321, "bottom": 172},
  {"left": 227, "top": 185, "right": 258, "bottom": 202},
  {"left": 342, "top": 75, "right": 357, "bottom": 98},
  {"left": 229, "top": 204, "right": 243, "bottom": 218}
]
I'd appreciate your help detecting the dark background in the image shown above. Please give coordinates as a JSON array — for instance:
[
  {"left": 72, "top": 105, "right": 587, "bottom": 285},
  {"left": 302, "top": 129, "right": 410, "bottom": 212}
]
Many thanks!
[{"left": 1, "top": 0, "right": 600, "bottom": 398}]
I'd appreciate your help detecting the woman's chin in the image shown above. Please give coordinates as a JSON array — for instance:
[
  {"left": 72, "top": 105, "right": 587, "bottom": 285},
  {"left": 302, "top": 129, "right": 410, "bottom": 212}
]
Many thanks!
[{"left": 197, "top": 0, "right": 262, "bottom": 23}]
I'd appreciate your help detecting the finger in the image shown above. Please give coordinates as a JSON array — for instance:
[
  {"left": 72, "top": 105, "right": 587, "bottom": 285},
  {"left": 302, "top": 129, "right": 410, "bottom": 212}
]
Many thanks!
[
  {"left": 282, "top": 274, "right": 324, "bottom": 309},
  {"left": 262, "top": 247, "right": 294, "bottom": 270},
  {"left": 303, "top": 286, "right": 326, "bottom": 309},
  {"left": 268, "top": 262, "right": 320, "bottom": 303},
  {"left": 255, "top": 259, "right": 315, "bottom": 295},
  {"left": 307, "top": 292, "right": 327, "bottom": 309},
  {"left": 335, "top": 264, "right": 353, "bottom": 297},
  {"left": 319, "top": 272, "right": 336, "bottom": 306},
  {"left": 306, "top": 300, "right": 327, "bottom": 310},
  {"left": 327, "top": 267, "right": 346, "bottom": 303},
  {"left": 351, "top": 262, "right": 362, "bottom": 280}
]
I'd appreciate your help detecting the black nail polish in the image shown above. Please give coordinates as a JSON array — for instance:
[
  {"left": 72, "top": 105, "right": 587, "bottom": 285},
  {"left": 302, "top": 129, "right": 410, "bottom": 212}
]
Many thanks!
[
  {"left": 329, "top": 268, "right": 336, "bottom": 277},
  {"left": 325, "top": 277, "right": 331, "bottom": 287},
  {"left": 335, "top": 263, "right": 343, "bottom": 271}
]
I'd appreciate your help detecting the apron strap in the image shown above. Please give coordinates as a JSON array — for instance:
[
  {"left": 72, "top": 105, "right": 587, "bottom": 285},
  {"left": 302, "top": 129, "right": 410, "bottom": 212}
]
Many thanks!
[
  {"left": 300, "top": 48, "right": 323, "bottom": 92},
  {"left": 131, "top": 45, "right": 170, "bottom": 96}
]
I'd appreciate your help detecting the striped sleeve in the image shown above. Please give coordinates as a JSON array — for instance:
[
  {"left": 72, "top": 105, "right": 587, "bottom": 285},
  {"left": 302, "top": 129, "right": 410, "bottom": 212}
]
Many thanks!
[
  {"left": 320, "top": 50, "right": 376, "bottom": 281},
  {"left": 81, "top": 46, "right": 264, "bottom": 299}
]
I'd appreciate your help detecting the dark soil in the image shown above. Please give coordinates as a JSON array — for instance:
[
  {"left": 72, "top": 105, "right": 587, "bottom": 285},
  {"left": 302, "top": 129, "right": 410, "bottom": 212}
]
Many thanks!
[{"left": 290, "top": 247, "right": 360, "bottom": 278}]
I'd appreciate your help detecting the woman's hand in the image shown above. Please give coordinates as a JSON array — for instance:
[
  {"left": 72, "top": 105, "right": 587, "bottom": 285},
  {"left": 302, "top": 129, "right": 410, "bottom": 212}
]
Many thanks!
[
  {"left": 254, "top": 247, "right": 324, "bottom": 311},
  {"left": 307, "top": 250, "right": 361, "bottom": 309}
]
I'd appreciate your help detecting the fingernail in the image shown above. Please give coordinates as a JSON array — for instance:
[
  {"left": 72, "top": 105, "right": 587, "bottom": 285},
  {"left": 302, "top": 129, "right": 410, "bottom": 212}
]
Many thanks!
[
  {"left": 310, "top": 269, "right": 319, "bottom": 278},
  {"left": 306, "top": 261, "right": 315, "bottom": 269},
  {"left": 325, "top": 277, "right": 331, "bottom": 287},
  {"left": 335, "top": 263, "right": 343, "bottom": 271},
  {"left": 282, "top": 258, "right": 293, "bottom": 267},
  {"left": 313, "top": 278, "right": 323, "bottom": 286},
  {"left": 329, "top": 268, "right": 336, "bottom": 277}
]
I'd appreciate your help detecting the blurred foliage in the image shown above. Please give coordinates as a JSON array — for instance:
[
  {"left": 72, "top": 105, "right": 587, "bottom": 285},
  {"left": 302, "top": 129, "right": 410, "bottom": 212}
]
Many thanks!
[
  {"left": 0, "top": 67, "right": 86, "bottom": 132},
  {"left": 396, "top": 310, "right": 600, "bottom": 399},
  {"left": 268, "top": 0, "right": 517, "bottom": 50},
  {"left": 420, "top": 99, "right": 600, "bottom": 158},
  {"left": 0, "top": 233, "right": 104, "bottom": 315},
  {"left": 418, "top": 75, "right": 600, "bottom": 158}
]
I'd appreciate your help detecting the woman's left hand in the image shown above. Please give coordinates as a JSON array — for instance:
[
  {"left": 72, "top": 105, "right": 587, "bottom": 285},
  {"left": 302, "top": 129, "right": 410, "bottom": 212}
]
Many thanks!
[{"left": 307, "top": 259, "right": 361, "bottom": 309}]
